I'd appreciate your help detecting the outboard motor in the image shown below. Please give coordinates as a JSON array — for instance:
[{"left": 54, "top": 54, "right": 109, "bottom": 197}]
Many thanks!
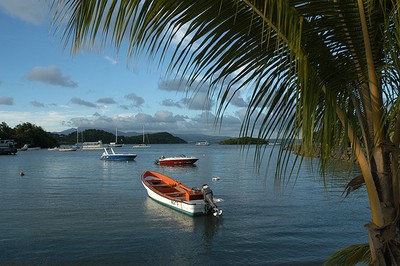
[{"left": 201, "top": 184, "right": 222, "bottom": 216}]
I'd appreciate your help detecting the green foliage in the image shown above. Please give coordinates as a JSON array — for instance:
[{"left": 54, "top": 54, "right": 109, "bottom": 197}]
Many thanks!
[
  {"left": 3, "top": 122, "right": 59, "bottom": 148},
  {"left": 56, "top": 129, "right": 116, "bottom": 144},
  {"left": 324, "top": 243, "right": 371, "bottom": 266},
  {"left": 50, "top": 1, "right": 400, "bottom": 263},
  {"left": 56, "top": 131, "right": 78, "bottom": 145},
  {"left": 80, "top": 129, "right": 115, "bottom": 143},
  {"left": 1, "top": 122, "right": 187, "bottom": 146},
  {"left": 219, "top": 137, "right": 269, "bottom": 145},
  {"left": 124, "top": 132, "right": 186, "bottom": 144},
  {"left": 0, "top": 122, "right": 13, "bottom": 139}
]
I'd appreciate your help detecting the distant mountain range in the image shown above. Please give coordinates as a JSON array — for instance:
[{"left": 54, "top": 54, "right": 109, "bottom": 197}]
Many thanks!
[{"left": 54, "top": 127, "right": 233, "bottom": 144}]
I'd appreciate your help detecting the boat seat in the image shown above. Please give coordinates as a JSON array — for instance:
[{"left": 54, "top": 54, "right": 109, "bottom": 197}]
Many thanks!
[
  {"left": 151, "top": 183, "right": 170, "bottom": 187},
  {"left": 174, "top": 187, "right": 187, "bottom": 193},
  {"left": 165, "top": 191, "right": 186, "bottom": 196},
  {"left": 147, "top": 179, "right": 161, "bottom": 184}
]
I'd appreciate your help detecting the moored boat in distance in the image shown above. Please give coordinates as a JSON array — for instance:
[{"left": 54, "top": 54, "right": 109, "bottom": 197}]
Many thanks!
[
  {"left": 100, "top": 147, "right": 137, "bottom": 161},
  {"left": 155, "top": 155, "right": 198, "bottom": 166},
  {"left": 19, "top": 144, "right": 40, "bottom": 151},
  {"left": 108, "top": 142, "right": 123, "bottom": 147},
  {"left": 0, "top": 139, "right": 17, "bottom": 155},
  {"left": 141, "top": 170, "right": 222, "bottom": 216},
  {"left": 132, "top": 143, "right": 150, "bottom": 148},
  {"left": 108, "top": 128, "right": 123, "bottom": 147},
  {"left": 59, "top": 146, "right": 78, "bottom": 152},
  {"left": 82, "top": 141, "right": 104, "bottom": 150},
  {"left": 132, "top": 126, "right": 150, "bottom": 148},
  {"left": 195, "top": 140, "right": 210, "bottom": 146}
]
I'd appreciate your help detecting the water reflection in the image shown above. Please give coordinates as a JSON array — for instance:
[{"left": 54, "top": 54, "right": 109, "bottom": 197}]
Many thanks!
[
  {"left": 0, "top": 144, "right": 370, "bottom": 264},
  {"left": 194, "top": 215, "right": 222, "bottom": 248},
  {"left": 143, "top": 197, "right": 221, "bottom": 243},
  {"left": 100, "top": 160, "right": 137, "bottom": 180},
  {"left": 144, "top": 197, "right": 195, "bottom": 231},
  {"left": 155, "top": 164, "right": 198, "bottom": 173},
  {"left": 101, "top": 159, "right": 136, "bottom": 168}
]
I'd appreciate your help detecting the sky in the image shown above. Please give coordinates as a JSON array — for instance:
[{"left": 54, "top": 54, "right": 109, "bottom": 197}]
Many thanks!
[{"left": 0, "top": 0, "right": 253, "bottom": 137}]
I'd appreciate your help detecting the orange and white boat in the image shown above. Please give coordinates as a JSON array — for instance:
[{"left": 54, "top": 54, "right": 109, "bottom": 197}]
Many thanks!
[{"left": 141, "top": 170, "right": 222, "bottom": 216}]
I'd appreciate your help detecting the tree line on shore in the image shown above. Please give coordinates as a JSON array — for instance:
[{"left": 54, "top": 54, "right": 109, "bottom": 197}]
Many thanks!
[{"left": 0, "top": 122, "right": 186, "bottom": 148}]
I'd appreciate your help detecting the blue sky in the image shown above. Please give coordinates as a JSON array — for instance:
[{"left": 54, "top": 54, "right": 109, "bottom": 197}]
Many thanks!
[{"left": 0, "top": 0, "right": 252, "bottom": 136}]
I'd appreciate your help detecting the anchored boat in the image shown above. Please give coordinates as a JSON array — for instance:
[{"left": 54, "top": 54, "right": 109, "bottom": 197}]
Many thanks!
[
  {"left": 132, "top": 126, "right": 150, "bottom": 148},
  {"left": 82, "top": 141, "right": 104, "bottom": 150},
  {"left": 100, "top": 148, "right": 137, "bottom": 161},
  {"left": 155, "top": 155, "right": 198, "bottom": 166},
  {"left": 195, "top": 140, "right": 210, "bottom": 146},
  {"left": 141, "top": 170, "right": 222, "bottom": 216},
  {"left": 0, "top": 139, "right": 17, "bottom": 155}
]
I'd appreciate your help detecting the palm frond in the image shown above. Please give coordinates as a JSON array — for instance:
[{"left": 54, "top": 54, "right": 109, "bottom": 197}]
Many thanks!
[
  {"left": 324, "top": 243, "right": 371, "bottom": 266},
  {"left": 51, "top": 0, "right": 400, "bottom": 182}
]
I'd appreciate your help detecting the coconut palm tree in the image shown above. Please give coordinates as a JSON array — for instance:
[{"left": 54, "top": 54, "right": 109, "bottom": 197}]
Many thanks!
[{"left": 51, "top": 0, "right": 400, "bottom": 264}]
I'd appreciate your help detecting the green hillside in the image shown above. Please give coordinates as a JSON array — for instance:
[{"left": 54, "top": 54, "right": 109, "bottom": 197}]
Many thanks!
[
  {"left": 0, "top": 122, "right": 187, "bottom": 147},
  {"left": 219, "top": 137, "right": 269, "bottom": 145}
]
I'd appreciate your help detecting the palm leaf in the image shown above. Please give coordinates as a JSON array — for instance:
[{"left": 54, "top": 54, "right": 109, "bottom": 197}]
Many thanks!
[
  {"left": 50, "top": 1, "right": 400, "bottom": 262},
  {"left": 51, "top": 0, "right": 400, "bottom": 178},
  {"left": 324, "top": 243, "right": 371, "bottom": 266}
]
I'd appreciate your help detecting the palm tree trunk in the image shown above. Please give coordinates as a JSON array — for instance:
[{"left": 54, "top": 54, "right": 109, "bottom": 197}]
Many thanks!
[{"left": 357, "top": 0, "right": 400, "bottom": 263}]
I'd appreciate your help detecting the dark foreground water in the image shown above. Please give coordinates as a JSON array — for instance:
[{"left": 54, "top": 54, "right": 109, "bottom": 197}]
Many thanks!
[{"left": 0, "top": 144, "right": 369, "bottom": 265}]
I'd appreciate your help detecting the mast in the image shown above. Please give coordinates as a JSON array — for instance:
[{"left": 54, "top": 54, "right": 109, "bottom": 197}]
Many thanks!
[{"left": 142, "top": 125, "right": 145, "bottom": 144}]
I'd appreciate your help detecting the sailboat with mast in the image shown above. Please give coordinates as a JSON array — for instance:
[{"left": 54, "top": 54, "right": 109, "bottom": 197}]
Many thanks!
[
  {"left": 58, "top": 128, "right": 78, "bottom": 152},
  {"left": 132, "top": 126, "right": 150, "bottom": 148},
  {"left": 108, "top": 128, "right": 123, "bottom": 147}
]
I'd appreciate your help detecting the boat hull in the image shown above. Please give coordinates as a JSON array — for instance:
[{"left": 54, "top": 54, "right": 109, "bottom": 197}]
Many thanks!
[
  {"left": 100, "top": 148, "right": 137, "bottom": 161},
  {"left": 59, "top": 148, "right": 77, "bottom": 152},
  {"left": 101, "top": 155, "right": 136, "bottom": 161},
  {"left": 132, "top": 144, "right": 150, "bottom": 148},
  {"left": 108, "top": 143, "right": 123, "bottom": 147},
  {"left": 141, "top": 171, "right": 214, "bottom": 216},
  {"left": 0, "top": 140, "right": 17, "bottom": 155},
  {"left": 82, "top": 141, "right": 104, "bottom": 150},
  {"left": 82, "top": 146, "right": 104, "bottom": 150},
  {"left": 195, "top": 141, "right": 210, "bottom": 146},
  {"left": 156, "top": 157, "right": 198, "bottom": 166},
  {"left": 58, "top": 146, "right": 78, "bottom": 152},
  {"left": 142, "top": 183, "right": 206, "bottom": 216}
]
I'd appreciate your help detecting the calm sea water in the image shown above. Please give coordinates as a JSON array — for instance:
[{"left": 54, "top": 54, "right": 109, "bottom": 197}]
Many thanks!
[{"left": 0, "top": 144, "right": 369, "bottom": 265}]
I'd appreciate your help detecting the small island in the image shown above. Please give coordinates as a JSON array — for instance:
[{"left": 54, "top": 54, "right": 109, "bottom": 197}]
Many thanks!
[{"left": 219, "top": 137, "right": 269, "bottom": 145}]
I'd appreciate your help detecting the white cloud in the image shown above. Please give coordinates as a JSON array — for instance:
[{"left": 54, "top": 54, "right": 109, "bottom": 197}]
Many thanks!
[
  {"left": 181, "top": 91, "right": 213, "bottom": 111},
  {"left": 171, "top": 23, "right": 200, "bottom": 51},
  {"left": 0, "top": 96, "right": 13, "bottom": 105},
  {"left": 0, "top": 0, "right": 48, "bottom": 25},
  {"left": 158, "top": 79, "right": 186, "bottom": 92},
  {"left": 154, "top": 110, "right": 186, "bottom": 123},
  {"left": 59, "top": 110, "right": 237, "bottom": 136},
  {"left": 162, "top": 99, "right": 182, "bottom": 108},
  {"left": 124, "top": 93, "right": 144, "bottom": 108},
  {"left": 104, "top": 56, "right": 118, "bottom": 65},
  {"left": 230, "top": 93, "right": 248, "bottom": 108},
  {"left": 25, "top": 66, "right": 78, "bottom": 88},
  {"left": 97, "top": 97, "right": 117, "bottom": 104},
  {"left": 30, "top": 100, "right": 45, "bottom": 108},
  {"left": 0, "top": 110, "right": 70, "bottom": 132},
  {"left": 70, "top": 97, "right": 98, "bottom": 108}
]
